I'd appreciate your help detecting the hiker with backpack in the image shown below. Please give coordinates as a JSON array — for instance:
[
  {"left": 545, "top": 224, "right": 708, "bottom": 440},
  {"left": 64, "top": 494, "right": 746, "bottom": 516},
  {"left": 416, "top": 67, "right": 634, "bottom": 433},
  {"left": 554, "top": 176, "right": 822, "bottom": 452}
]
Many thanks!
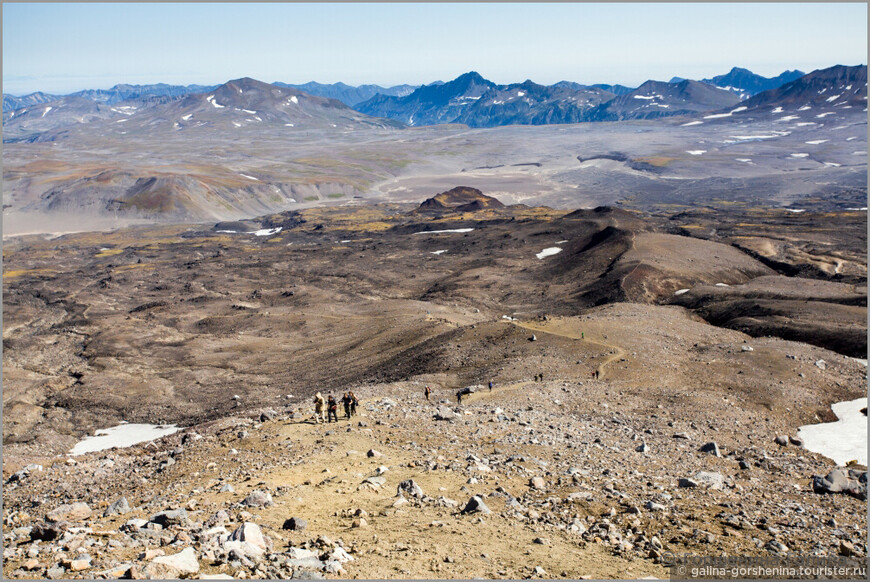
[
  {"left": 327, "top": 395, "right": 339, "bottom": 423},
  {"left": 349, "top": 391, "right": 359, "bottom": 416},
  {"left": 341, "top": 392, "right": 353, "bottom": 419},
  {"left": 313, "top": 392, "right": 326, "bottom": 424}
]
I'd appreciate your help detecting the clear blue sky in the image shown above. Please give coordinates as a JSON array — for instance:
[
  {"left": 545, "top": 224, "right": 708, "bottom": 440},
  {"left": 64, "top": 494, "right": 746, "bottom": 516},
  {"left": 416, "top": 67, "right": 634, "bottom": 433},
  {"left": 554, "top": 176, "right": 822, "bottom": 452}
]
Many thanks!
[{"left": 3, "top": 2, "right": 867, "bottom": 95}]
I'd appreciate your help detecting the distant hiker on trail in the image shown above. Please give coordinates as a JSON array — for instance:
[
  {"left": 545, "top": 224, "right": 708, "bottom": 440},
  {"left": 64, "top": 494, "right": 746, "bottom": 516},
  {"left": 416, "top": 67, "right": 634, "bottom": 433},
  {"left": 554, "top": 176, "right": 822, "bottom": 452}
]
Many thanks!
[
  {"left": 456, "top": 390, "right": 463, "bottom": 404},
  {"left": 341, "top": 392, "right": 353, "bottom": 419},
  {"left": 424, "top": 385, "right": 432, "bottom": 401},
  {"left": 313, "top": 392, "right": 326, "bottom": 424},
  {"left": 488, "top": 381, "right": 493, "bottom": 392},
  {"left": 349, "top": 391, "right": 358, "bottom": 416},
  {"left": 327, "top": 395, "right": 339, "bottom": 422}
]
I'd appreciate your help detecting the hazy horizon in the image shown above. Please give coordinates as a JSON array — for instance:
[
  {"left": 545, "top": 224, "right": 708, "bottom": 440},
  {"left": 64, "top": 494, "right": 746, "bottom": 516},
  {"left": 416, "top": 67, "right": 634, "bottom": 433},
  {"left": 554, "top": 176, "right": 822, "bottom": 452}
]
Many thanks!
[{"left": 3, "top": 2, "right": 867, "bottom": 96}]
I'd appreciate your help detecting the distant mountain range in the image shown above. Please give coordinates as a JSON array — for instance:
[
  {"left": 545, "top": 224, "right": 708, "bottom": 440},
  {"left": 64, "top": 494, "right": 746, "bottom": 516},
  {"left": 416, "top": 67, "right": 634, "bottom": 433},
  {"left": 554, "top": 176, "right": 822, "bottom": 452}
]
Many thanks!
[
  {"left": 2, "top": 78, "right": 403, "bottom": 143},
  {"left": 668, "top": 68, "right": 806, "bottom": 100},
  {"left": 3, "top": 65, "right": 865, "bottom": 138},
  {"left": 701, "top": 67, "right": 806, "bottom": 99},
  {"left": 272, "top": 81, "right": 418, "bottom": 106},
  {"left": 356, "top": 71, "right": 497, "bottom": 126},
  {"left": 587, "top": 79, "right": 741, "bottom": 122},
  {"left": 356, "top": 71, "right": 747, "bottom": 127},
  {"left": 2, "top": 83, "right": 220, "bottom": 111}
]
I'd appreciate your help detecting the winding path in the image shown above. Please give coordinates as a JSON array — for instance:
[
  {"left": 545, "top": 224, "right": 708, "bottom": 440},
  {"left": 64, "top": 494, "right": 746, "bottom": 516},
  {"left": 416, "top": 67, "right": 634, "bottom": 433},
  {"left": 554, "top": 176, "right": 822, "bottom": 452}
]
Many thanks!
[{"left": 508, "top": 318, "right": 627, "bottom": 380}]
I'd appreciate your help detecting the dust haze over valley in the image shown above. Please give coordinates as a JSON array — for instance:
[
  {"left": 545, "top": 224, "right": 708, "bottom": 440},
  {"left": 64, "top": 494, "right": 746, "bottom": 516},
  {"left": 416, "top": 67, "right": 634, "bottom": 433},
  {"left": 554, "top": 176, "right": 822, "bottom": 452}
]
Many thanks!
[{"left": 2, "top": 63, "right": 868, "bottom": 579}]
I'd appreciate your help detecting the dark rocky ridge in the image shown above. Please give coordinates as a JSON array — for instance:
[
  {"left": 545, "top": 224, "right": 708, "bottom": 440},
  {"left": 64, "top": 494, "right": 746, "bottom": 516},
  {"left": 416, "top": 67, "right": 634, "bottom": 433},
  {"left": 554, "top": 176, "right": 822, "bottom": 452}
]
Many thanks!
[{"left": 415, "top": 186, "right": 506, "bottom": 214}]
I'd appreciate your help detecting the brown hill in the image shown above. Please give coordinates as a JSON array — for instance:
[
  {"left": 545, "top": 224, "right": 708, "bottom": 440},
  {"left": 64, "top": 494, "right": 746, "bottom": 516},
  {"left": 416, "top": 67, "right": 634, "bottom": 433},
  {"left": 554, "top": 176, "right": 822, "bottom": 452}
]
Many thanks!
[{"left": 415, "top": 186, "right": 505, "bottom": 214}]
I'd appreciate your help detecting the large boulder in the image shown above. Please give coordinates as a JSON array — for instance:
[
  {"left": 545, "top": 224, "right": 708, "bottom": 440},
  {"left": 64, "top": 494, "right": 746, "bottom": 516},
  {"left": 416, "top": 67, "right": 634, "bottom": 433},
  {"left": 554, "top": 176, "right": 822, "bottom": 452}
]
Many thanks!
[
  {"left": 812, "top": 468, "right": 867, "bottom": 500},
  {"left": 397, "top": 479, "right": 425, "bottom": 499},
  {"left": 149, "top": 508, "right": 189, "bottom": 527},
  {"left": 242, "top": 490, "right": 274, "bottom": 507},
  {"left": 461, "top": 495, "right": 492, "bottom": 515},
  {"left": 46, "top": 502, "right": 91, "bottom": 523},
  {"left": 434, "top": 406, "right": 461, "bottom": 421},
  {"left": 146, "top": 547, "right": 199, "bottom": 578},
  {"left": 283, "top": 517, "right": 307, "bottom": 531},
  {"left": 228, "top": 522, "right": 270, "bottom": 553},
  {"left": 31, "top": 521, "right": 69, "bottom": 541},
  {"left": 104, "top": 497, "right": 131, "bottom": 517}
]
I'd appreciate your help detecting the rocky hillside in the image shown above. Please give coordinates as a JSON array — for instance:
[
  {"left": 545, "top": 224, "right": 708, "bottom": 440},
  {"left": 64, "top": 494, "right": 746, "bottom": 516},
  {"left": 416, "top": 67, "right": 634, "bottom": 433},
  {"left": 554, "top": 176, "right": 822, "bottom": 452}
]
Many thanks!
[
  {"left": 3, "top": 337, "right": 866, "bottom": 579},
  {"left": 737, "top": 64, "right": 868, "bottom": 112}
]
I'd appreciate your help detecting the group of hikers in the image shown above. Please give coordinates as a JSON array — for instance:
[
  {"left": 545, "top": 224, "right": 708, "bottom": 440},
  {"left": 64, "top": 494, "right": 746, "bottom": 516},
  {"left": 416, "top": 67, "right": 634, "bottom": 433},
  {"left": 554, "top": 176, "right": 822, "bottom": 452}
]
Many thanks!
[
  {"left": 312, "top": 391, "right": 358, "bottom": 423},
  {"left": 313, "top": 371, "right": 605, "bottom": 419}
]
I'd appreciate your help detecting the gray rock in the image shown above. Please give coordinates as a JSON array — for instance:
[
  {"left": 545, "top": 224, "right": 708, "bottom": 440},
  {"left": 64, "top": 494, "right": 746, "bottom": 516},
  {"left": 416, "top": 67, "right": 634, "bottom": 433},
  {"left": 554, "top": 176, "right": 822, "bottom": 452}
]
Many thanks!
[
  {"left": 329, "top": 547, "right": 354, "bottom": 563},
  {"left": 242, "top": 490, "right": 274, "bottom": 507},
  {"left": 461, "top": 495, "right": 492, "bottom": 515},
  {"left": 46, "top": 502, "right": 91, "bottom": 523},
  {"left": 205, "top": 510, "right": 230, "bottom": 527},
  {"left": 31, "top": 521, "right": 68, "bottom": 541},
  {"left": 366, "top": 449, "right": 383, "bottom": 458},
  {"left": 46, "top": 566, "right": 66, "bottom": 579},
  {"left": 219, "top": 484, "right": 235, "bottom": 493},
  {"left": 839, "top": 540, "right": 856, "bottom": 557},
  {"left": 397, "top": 479, "right": 425, "bottom": 499},
  {"left": 149, "top": 508, "right": 189, "bottom": 527},
  {"left": 815, "top": 359, "right": 826, "bottom": 370},
  {"left": 812, "top": 469, "right": 867, "bottom": 500},
  {"left": 529, "top": 476, "right": 546, "bottom": 490},
  {"left": 693, "top": 471, "right": 725, "bottom": 490},
  {"left": 292, "top": 569, "right": 325, "bottom": 579},
  {"left": 765, "top": 540, "right": 789, "bottom": 555},
  {"left": 645, "top": 501, "right": 667, "bottom": 512},
  {"left": 678, "top": 478, "right": 699, "bottom": 488},
  {"left": 434, "top": 406, "right": 461, "bottom": 421},
  {"left": 283, "top": 517, "right": 307, "bottom": 531},
  {"left": 287, "top": 556, "right": 325, "bottom": 571},
  {"left": 699, "top": 442, "right": 721, "bottom": 457},
  {"left": 635, "top": 442, "right": 650, "bottom": 453},
  {"left": 104, "top": 497, "right": 131, "bottom": 517},
  {"left": 774, "top": 435, "right": 789, "bottom": 446},
  {"left": 229, "top": 522, "right": 269, "bottom": 552},
  {"left": 181, "top": 432, "right": 202, "bottom": 444},
  {"left": 673, "top": 432, "right": 691, "bottom": 440},
  {"left": 8, "top": 464, "right": 43, "bottom": 483},
  {"left": 789, "top": 436, "right": 804, "bottom": 446},
  {"left": 287, "top": 548, "right": 318, "bottom": 560},
  {"left": 120, "top": 518, "right": 148, "bottom": 533},
  {"left": 146, "top": 547, "right": 200, "bottom": 577}
]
